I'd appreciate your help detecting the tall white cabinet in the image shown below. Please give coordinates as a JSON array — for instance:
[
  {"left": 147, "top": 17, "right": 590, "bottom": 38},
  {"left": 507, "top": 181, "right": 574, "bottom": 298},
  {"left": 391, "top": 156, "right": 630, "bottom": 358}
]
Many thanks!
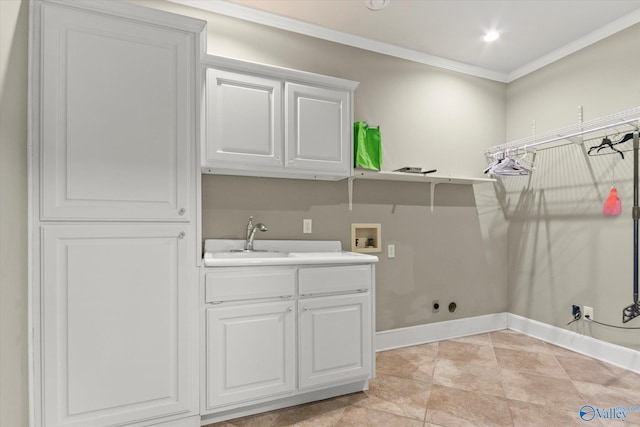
[{"left": 29, "top": 1, "right": 205, "bottom": 426}]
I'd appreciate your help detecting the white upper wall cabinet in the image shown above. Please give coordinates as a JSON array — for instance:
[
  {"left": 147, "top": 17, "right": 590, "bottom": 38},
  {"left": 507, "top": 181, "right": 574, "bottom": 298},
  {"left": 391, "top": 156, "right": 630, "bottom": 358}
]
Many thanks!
[
  {"left": 285, "top": 83, "right": 350, "bottom": 175},
  {"left": 201, "top": 55, "right": 358, "bottom": 180},
  {"left": 39, "top": 2, "right": 197, "bottom": 221},
  {"left": 205, "top": 69, "right": 283, "bottom": 169}
]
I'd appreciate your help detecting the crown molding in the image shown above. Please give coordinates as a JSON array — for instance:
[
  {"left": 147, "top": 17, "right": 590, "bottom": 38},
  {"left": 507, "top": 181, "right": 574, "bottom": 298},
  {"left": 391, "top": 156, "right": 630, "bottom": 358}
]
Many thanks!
[
  {"left": 168, "top": 0, "right": 640, "bottom": 84},
  {"left": 166, "top": 0, "right": 509, "bottom": 83},
  {"left": 508, "top": 7, "right": 640, "bottom": 82}
]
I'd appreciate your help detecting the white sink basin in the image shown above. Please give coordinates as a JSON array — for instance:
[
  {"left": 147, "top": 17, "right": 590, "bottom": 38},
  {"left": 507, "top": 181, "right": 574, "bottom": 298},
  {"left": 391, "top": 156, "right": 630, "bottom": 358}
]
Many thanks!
[
  {"left": 209, "top": 250, "right": 289, "bottom": 259},
  {"left": 202, "top": 240, "right": 378, "bottom": 267},
  {"left": 289, "top": 251, "right": 359, "bottom": 258}
]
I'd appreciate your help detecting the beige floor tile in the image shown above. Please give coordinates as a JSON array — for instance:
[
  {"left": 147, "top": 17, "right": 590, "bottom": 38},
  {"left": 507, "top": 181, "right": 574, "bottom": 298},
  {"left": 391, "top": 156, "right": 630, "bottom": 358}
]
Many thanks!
[
  {"left": 335, "top": 406, "right": 425, "bottom": 427},
  {"left": 490, "top": 330, "right": 550, "bottom": 353},
  {"left": 500, "top": 368, "right": 585, "bottom": 411},
  {"left": 507, "top": 399, "right": 594, "bottom": 427},
  {"left": 436, "top": 340, "right": 497, "bottom": 367},
  {"left": 347, "top": 373, "right": 430, "bottom": 421},
  {"left": 376, "top": 342, "right": 438, "bottom": 382},
  {"left": 425, "top": 384, "right": 513, "bottom": 427},
  {"left": 494, "top": 346, "right": 568, "bottom": 379},
  {"left": 432, "top": 358, "right": 505, "bottom": 398},
  {"left": 450, "top": 332, "right": 493, "bottom": 346},
  {"left": 206, "top": 331, "right": 640, "bottom": 427},
  {"left": 556, "top": 353, "right": 640, "bottom": 390},
  {"left": 393, "top": 341, "right": 440, "bottom": 358}
]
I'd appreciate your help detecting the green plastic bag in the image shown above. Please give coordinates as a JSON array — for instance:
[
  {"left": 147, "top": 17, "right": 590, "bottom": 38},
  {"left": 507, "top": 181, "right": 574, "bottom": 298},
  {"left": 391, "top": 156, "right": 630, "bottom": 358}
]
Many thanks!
[{"left": 354, "top": 121, "right": 382, "bottom": 170}]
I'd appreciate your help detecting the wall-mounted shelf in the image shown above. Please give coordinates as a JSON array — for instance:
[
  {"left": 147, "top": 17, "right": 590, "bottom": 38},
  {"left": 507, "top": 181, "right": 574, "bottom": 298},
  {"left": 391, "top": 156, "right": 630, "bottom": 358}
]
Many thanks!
[
  {"left": 347, "top": 169, "right": 496, "bottom": 211},
  {"left": 352, "top": 169, "right": 496, "bottom": 185}
]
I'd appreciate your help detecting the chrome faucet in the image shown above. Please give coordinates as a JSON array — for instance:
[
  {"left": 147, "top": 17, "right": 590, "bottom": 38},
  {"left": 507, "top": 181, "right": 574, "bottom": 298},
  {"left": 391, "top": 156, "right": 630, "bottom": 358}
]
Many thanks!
[{"left": 244, "top": 216, "right": 268, "bottom": 251}]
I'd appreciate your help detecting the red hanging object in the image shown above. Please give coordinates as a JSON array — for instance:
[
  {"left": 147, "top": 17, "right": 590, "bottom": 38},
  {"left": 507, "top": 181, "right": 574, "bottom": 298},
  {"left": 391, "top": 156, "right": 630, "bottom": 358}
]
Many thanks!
[{"left": 603, "top": 187, "right": 622, "bottom": 216}]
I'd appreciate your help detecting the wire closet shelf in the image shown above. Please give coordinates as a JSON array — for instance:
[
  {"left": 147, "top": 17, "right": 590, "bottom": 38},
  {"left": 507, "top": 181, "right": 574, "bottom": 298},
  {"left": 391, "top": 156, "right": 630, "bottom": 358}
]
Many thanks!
[{"left": 486, "top": 106, "right": 640, "bottom": 159}]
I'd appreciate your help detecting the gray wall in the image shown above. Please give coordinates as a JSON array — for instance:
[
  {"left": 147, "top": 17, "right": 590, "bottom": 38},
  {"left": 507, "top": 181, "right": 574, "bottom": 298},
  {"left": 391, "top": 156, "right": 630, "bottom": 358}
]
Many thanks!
[
  {"left": 202, "top": 176, "right": 507, "bottom": 331},
  {"left": 1, "top": 1, "right": 29, "bottom": 426},
  {"left": 504, "top": 23, "right": 640, "bottom": 349}
]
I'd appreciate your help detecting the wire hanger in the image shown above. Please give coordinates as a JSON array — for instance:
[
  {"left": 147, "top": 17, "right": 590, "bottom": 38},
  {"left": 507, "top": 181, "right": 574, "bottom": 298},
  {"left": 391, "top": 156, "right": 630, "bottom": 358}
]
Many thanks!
[
  {"left": 588, "top": 136, "right": 625, "bottom": 159},
  {"left": 484, "top": 147, "right": 534, "bottom": 176}
]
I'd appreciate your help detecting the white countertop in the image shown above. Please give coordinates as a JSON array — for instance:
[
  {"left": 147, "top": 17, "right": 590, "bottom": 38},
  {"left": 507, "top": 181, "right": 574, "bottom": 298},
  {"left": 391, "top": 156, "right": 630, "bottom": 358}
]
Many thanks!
[{"left": 203, "top": 239, "right": 379, "bottom": 267}]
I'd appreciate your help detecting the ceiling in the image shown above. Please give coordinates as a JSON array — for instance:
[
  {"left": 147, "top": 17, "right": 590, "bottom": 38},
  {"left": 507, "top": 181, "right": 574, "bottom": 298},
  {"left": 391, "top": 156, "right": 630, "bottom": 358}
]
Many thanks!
[{"left": 170, "top": 0, "right": 640, "bottom": 82}]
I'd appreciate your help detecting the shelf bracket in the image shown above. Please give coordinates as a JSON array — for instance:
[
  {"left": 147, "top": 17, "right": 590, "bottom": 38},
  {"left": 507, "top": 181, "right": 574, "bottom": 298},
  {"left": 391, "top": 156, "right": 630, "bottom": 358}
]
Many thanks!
[
  {"left": 430, "top": 182, "right": 438, "bottom": 212},
  {"left": 348, "top": 176, "right": 355, "bottom": 211}
]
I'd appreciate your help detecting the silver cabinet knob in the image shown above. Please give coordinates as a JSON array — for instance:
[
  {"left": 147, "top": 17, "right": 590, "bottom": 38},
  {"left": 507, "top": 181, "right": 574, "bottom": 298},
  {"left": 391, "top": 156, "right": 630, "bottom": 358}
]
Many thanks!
[
  {"left": 178, "top": 208, "right": 186, "bottom": 216},
  {"left": 178, "top": 232, "right": 185, "bottom": 239},
  {"left": 287, "top": 307, "right": 293, "bottom": 312}
]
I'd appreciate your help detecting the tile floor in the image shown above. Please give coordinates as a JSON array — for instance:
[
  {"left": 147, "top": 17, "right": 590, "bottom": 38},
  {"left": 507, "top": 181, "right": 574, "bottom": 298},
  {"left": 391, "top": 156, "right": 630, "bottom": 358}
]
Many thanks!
[{"left": 206, "top": 330, "right": 640, "bottom": 426}]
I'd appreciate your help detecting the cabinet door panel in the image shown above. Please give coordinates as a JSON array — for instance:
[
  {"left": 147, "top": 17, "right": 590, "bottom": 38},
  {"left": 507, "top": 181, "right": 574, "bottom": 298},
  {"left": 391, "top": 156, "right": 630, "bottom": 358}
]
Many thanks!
[
  {"left": 285, "top": 83, "right": 350, "bottom": 177},
  {"left": 205, "top": 69, "right": 283, "bottom": 170},
  {"left": 41, "top": 5, "right": 193, "bottom": 220},
  {"left": 299, "top": 294, "right": 371, "bottom": 389},
  {"left": 42, "top": 225, "right": 193, "bottom": 427},
  {"left": 206, "top": 301, "right": 295, "bottom": 410}
]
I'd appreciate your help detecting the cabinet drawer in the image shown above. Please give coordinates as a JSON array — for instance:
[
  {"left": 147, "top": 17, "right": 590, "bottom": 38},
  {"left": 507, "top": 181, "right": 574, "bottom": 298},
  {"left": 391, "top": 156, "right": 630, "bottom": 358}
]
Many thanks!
[
  {"left": 298, "top": 265, "right": 371, "bottom": 295},
  {"left": 205, "top": 268, "right": 296, "bottom": 303}
]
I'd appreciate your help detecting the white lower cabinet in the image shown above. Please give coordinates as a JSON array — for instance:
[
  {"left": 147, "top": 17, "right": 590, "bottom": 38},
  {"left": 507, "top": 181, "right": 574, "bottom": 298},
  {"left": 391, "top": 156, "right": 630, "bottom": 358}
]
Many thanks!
[
  {"left": 41, "top": 225, "right": 196, "bottom": 427},
  {"left": 203, "top": 264, "right": 375, "bottom": 418},
  {"left": 298, "top": 293, "right": 371, "bottom": 390},
  {"left": 205, "top": 301, "right": 296, "bottom": 409}
]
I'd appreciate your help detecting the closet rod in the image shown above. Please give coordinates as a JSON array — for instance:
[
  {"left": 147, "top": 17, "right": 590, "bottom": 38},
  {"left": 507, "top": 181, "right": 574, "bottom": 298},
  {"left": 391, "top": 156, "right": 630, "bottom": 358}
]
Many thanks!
[{"left": 515, "top": 118, "right": 639, "bottom": 151}]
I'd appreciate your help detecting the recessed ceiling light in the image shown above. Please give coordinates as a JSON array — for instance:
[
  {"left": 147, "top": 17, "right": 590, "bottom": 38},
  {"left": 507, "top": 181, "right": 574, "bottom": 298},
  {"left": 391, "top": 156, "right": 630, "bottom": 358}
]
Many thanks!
[
  {"left": 483, "top": 31, "right": 500, "bottom": 42},
  {"left": 365, "top": 0, "right": 389, "bottom": 11}
]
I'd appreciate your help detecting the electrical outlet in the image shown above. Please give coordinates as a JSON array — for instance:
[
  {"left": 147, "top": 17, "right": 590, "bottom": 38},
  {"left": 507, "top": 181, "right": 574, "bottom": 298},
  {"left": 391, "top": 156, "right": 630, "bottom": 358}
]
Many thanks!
[
  {"left": 387, "top": 244, "right": 395, "bottom": 258},
  {"left": 583, "top": 305, "right": 594, "bottom": 320},
  {"left": 303, "top": 219, "right": 312, "bottom": 234},
  {"left": 572, "top": 305, "right": 581, "bottom": 320}
]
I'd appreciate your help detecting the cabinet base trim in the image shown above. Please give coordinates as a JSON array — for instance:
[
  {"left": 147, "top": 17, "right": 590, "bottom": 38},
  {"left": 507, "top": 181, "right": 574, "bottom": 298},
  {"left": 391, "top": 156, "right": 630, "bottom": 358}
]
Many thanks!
[{"left": 200, "top": 380, "right": 368, "bottom": 425}]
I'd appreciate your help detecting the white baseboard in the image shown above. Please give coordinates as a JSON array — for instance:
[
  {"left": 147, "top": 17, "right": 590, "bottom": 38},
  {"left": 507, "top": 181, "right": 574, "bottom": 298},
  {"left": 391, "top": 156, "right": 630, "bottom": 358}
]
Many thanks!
[
  {"left": 375, "top": 313, "right": 508, "bottom": 351},
  {"left": 375, "top": 312, "right": 640, "bottom": 374},
  {"left": 506, "top": 313, "right": 640, "bottom": 375}
]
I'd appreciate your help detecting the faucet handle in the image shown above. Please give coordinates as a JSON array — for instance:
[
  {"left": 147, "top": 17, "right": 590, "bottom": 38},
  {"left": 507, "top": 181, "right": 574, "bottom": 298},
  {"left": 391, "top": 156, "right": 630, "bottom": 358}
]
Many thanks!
[{"left": 246, "top": 216, "right": 254, "bottom": 239}]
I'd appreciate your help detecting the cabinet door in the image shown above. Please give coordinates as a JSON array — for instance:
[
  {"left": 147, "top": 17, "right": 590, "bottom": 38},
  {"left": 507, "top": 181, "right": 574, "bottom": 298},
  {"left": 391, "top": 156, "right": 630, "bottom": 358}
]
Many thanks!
[
  {"left": 205, "top": 301, "right": 295, "bottom": 410},
  {"left": 40, "top": 4, "right": 195, "bottom": 220},
  {"left": 299, "top": 293, "right": 371, "bottom": 390},
  {"left": 204, "top": 68, "right": 283, "bottom": 173},
  {"left": 285, "top": 83, "right": 350, "bottom": 177},
  {"left": 41, "top": 225, "right": 194, "bottom": 427}
]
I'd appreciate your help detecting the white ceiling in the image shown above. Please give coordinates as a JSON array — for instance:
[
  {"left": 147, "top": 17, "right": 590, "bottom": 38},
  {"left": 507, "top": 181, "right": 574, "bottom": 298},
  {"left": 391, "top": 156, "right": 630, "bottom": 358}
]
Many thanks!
[{"left": 171, "top": 0, "right": 640, "bottom": 82}]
